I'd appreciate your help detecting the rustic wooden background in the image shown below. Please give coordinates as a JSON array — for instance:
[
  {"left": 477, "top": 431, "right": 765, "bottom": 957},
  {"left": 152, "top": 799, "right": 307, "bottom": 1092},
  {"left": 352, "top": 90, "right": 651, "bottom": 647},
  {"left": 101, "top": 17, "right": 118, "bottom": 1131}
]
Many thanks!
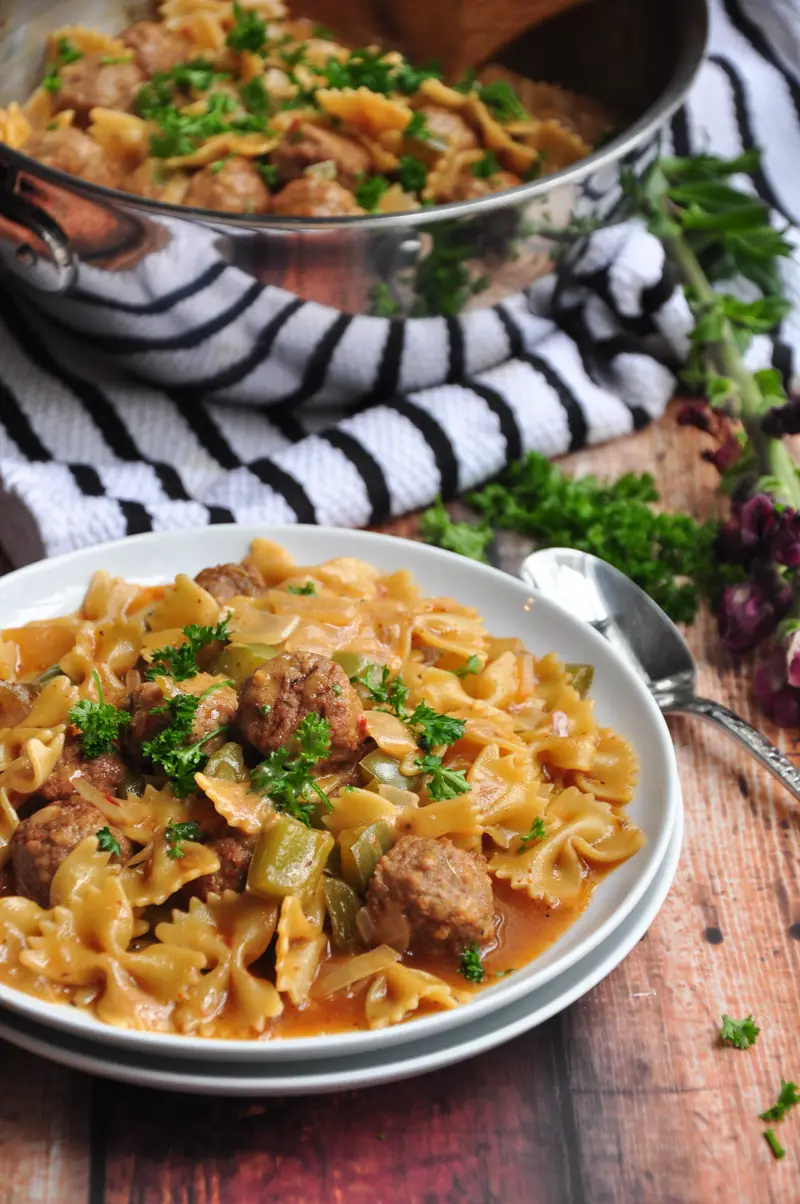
[{"left": 0, "top": 403, "right": 798, "bottom": 1204}]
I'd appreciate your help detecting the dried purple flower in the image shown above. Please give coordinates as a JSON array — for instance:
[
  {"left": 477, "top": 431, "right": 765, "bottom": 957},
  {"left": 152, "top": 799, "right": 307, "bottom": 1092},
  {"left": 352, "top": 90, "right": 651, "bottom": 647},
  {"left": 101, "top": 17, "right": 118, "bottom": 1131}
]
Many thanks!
[
  {"left": 754, "top": 648, "right": 800, "bottom": 727},
  {"left": 773, "top": 509, "right": 800, "bottom": 568},
  {"left": 702, "top": 436, "right": 741, "bottom": 475},
  {"left": 761, "top": 399, "right": 800, "bottom": 438},
  {"left": 718, "top": 579, "right": 791, "bottom": 653},
  {"left": 715, "top": 494, "right": 779, "bottom": 565},
  {"left": 785, "top": 629, "right": 800, "bottom": 689},
  {"left": 677, "top": 401, "right": 712, "bottom": 433}
]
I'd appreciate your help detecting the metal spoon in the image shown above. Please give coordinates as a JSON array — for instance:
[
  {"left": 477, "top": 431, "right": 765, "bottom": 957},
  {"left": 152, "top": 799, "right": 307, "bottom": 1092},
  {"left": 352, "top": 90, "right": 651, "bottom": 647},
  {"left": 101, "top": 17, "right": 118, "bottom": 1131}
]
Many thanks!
[{"left": 519, "top": 547, "right": 800, "bottom": 802}]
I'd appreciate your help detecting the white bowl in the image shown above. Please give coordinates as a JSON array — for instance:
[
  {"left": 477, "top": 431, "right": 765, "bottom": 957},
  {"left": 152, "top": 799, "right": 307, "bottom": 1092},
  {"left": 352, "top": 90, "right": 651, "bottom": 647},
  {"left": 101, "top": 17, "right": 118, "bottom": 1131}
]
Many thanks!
[{"left": 0, "top": 525, "right": 682, "bottom": 1061}]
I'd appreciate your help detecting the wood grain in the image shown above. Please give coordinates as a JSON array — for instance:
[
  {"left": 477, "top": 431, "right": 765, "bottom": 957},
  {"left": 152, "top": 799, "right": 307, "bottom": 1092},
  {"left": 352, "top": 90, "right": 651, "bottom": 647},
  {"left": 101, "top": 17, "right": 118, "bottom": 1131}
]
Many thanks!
[{"left": 1, "top": 404, "right": 799, "bottom": 1204}]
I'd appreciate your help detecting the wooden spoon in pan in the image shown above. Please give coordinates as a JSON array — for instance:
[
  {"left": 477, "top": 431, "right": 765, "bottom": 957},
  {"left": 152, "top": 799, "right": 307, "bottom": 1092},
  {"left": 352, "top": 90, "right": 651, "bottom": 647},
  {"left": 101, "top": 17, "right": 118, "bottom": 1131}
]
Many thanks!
[{"left": 289, "top": 0, "right": 593, "bottom": 78}]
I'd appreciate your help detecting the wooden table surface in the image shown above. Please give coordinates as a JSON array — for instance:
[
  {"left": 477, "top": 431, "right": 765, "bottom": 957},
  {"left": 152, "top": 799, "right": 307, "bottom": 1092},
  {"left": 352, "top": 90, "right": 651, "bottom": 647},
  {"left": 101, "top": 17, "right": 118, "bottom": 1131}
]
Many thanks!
[{"left": 0, "top": 403, "right": 798, "bottom": 1204}]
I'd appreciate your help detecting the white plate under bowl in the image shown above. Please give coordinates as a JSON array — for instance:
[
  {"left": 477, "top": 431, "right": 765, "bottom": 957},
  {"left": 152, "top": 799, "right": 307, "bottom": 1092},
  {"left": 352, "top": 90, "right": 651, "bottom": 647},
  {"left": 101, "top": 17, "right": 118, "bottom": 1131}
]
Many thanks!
[
  {"left": 0, "top": 525, "right": 681, "bottom": 1062},
  {"left": 0, "top": 802, "right": 682, "bottom": 1095}
]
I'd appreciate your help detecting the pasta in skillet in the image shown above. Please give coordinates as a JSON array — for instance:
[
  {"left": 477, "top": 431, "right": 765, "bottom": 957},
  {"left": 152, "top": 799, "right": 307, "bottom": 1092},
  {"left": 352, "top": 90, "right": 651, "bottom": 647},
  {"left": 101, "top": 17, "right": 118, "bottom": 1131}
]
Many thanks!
[
  {"left": 0, "top": 540, "right": 643, "bottom": 1038},
  {"left": 0, "top": 0, "right": 613, "bottom": 219}
]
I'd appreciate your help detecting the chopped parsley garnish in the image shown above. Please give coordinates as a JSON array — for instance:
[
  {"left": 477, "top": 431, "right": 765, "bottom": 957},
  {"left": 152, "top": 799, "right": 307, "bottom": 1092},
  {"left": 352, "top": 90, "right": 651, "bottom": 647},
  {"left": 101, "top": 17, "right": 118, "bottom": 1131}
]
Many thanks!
[
  {"left": 764, "top": 1129, "right": 785, "bottom": 1160},
  {"left": 459, "top": 943, "right": 484, "bottom": 983},
  {"left": 99, "top": 54, "right": 133, "bottom": 65},
  {"left": 407, "top": 702, "right": 465, "bottom": 751},
  {"left": 68, "top": 670, "right": 130, "bottom": 758},
  {"left": 405, "top": 111, "right": 430, "bottom": 142},
  {"left": 324, "top": 48, "right": 395, "bottom": 94},
  {"left": 279, "top": 42, "right": 308, "bottom": 69},
  {"left": 350, "top": 663, "right": 393, "bottom": 703},
  {"left": 453, "top": 68, "right": 478, "bottom": 94},
  {"left": 472, "top": 150, "right": 501, "bottom": 179},
  {"left": 146, "top": 617, "right": 230, "bottom": 681},
  {"left": 250, "top": 714, "right": 332, "bottom": 826},
  {"left": 210, "top": 156, "right": 230, "bottom": 174},
  {"left": 759, "top": 1079, "right": 800, "bottom": 1123},
  {"left": 355, "top": 174, "right": 390, "bottom": 212},
  {"left": 226, "top": 1, "right": 268, "bottom": 53},
  {"left": 95, "top": 827, "right": 122, "bottom": 857},
  {"left": 141, "top": 683, "right": 231, "bottom": 797},
  {"left": 43, "top": 37, "right": 84, "bottom": 91},
  {"left": 165, "top": 819, "right": 204, "bottom": 860},
  {"left": 397, "top": 154, "right": 427, "bottom": 194},
  {"left": 287, "top": 581, "right": 316, "bottom": 595},
  {"left": 495, "top": 969, "right": 514, "bottom": 978},
  {"left": 137, "top": 58, "right": 227, "bottom": 117},
  {"left": 311, "top": 23, "right": 335, "bottom": 39},
  {"left": 393, "top": 60, "right": 442, "bottom": 95},
  {"left": 419, "top": 497, "right": 493, "bottom": 561},
  {"left": 518, "top": 817, "right": 546, "bottom": 852},
  {"left": 525, "top": 157, "right": 543, "bottom": 182},
  {"left": 415, "top": 753, "right": 470, "bottom": 801},
  {"left": 453, "top": 655, "right": 481, "bottom": 678},
  {"left": 239, "top": 75, "right": 270, "bottom": 116},
  {"left": 257, "top": 161, "right": 280, "bottom": 188},
  {"left": 478, "top": 80, "right": 525, "bottom": 123},
  {"left": 720, "top": 1013, "right": 760, "bottom": 1050}
]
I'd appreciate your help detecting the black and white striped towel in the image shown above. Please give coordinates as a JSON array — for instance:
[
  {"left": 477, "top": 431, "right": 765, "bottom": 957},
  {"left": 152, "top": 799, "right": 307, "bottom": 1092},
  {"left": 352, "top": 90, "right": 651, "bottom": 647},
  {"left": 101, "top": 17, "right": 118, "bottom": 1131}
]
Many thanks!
[{"left": 1, "top": 0, "right": 798, "bottom": 567}]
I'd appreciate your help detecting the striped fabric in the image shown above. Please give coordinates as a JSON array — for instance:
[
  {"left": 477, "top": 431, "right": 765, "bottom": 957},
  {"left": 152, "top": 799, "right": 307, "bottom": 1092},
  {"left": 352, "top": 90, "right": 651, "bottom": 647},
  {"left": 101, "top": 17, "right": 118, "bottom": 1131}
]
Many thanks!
[{"left": 0, "top": 0, "right": 797, "bottom": 566}]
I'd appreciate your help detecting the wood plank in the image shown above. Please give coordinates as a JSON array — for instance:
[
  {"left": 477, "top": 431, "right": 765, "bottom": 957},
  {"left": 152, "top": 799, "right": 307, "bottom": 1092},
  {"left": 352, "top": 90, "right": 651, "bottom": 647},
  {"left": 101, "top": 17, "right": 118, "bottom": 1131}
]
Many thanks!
[{"left": 0, "top": 1042, "right": 91, "bottom": 1204}]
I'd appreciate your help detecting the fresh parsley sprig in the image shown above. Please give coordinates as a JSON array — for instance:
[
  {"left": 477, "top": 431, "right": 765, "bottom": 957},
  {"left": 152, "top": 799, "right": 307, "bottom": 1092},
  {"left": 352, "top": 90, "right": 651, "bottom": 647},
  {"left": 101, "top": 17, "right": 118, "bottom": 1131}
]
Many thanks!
[
  {"left": 43, "top": 37, "right": 83, "bottom": 92},
  {"left": 518, "top": 817, "right": 546, "bottom": 852},
  {"left": 141, "top": 682, "right": 231, "bottom": 797},
  {"left": 146, "top": 617, "right": 230, "bottom": 682},
  {"left": 250, "top": 713, "right": 332, "bottom": 827},
  {"left": 287, "top": 581, "right": 316, "bottom": 595},
  {"left": 68, "top": 670, "right": 130, "bottom": 759},
  {"left": 95, "top": 827, "right": 122, "bottom": 857},
  {"left": 406, "top": 702, "right": 466, "bottom": 751},
  {"left": 165, "top": 819, "right": 204, "bottom": 860},
  {"left": 453, "top": 655, "right": 481, "bottom": 678},
  {"left": 759, "top": 1079, "right": 800, "bottom": 1123},
  {"left": 720, "top": 1013, "right": 760, "bottom": 1050},
  {"left": 226, "top": 1, "right": 268, "bottom": 53},
  {"left": 459, "top": 943, "right": 484, "bottom": 983},
  {"left": 415, "top": 753, "right": 470, "bottom": 801}
]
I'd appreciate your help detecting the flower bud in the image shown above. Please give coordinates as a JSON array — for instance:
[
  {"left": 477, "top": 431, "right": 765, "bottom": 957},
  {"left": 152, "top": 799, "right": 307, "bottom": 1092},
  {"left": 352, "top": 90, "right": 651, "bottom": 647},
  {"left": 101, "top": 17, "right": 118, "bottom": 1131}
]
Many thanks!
[
  {"left": 718, "top": 579, "right": 790, "bottom": 653},
  {"left": 755, "top": 648, "right": 800, "bottom": 727}
]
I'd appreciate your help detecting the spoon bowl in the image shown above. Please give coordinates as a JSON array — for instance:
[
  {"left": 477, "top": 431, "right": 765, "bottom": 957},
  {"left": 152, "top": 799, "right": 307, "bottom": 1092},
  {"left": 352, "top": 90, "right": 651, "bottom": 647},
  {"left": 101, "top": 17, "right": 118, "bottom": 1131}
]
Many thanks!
[{"left": 520, "top": 547, "right": 800, "bottom": 801}]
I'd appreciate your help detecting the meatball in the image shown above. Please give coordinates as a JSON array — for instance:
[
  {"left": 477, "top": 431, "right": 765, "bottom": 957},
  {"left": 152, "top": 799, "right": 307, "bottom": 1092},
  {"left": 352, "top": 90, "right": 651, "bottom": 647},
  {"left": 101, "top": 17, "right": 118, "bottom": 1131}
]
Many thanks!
[
  {"left": 271, "top": 123, "right": 371, "bottom": 188},
  {"left": 10, "top": 797, "right": 132, "bottom": 907},
  {"left": 195, "top": 562, "right": 266, "bottom": 606},
  {"left": 183, "top": 830, "right": 254, "bottom": 902},
  {"left": 120, "top": 20, "right": 189, "bottom": 76},
  {"left": 238, "top": 651, "right": 363, "bottom": 759},
  {"left": 56, "top": 54, "right": 144, "bottom": 123},
  {"left": 38, "top": 737, "right": 127, "bottom": 802},
  {"left": 184, "top": 157, "right": 271, "bottom": 215},
  {"left": 126, "top": 681, "right": 239, "bottom": 760},
  {"left": 0, "top": 683, "right": 38, "bottom": 728},
  {"left": 124, "top": 160, "right": 189, "bottom": 204},
  {"left": 271, "top": 177, "right": 364, "bottom": 217},
  {"left": 417, "top": 104, "right": 478, "bottom": 152},
  {"left": 22, "top": 127, "right": 121, "bottom": 188},
  {"left": 367, "top": 836, "right": 495, "bottom": 953}
]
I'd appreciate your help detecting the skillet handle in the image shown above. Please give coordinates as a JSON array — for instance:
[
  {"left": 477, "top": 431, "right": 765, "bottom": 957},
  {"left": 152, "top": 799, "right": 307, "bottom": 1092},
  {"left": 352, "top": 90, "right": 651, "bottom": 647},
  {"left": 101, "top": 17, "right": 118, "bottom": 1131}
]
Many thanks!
[
  {"left": 670, "top": 694, "right": 800, "bottom": 804},
  {"left": 0, "top": 179, "right": 77, "bottom": 293}
]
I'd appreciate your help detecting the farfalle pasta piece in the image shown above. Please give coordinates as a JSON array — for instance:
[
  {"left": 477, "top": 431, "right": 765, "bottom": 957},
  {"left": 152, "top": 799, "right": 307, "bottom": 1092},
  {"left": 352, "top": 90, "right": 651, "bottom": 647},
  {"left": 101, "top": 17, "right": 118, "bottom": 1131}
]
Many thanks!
[
  {"left": 0, "top": 788, "right": 18, "bottom": 870},
  {"left": 122, "top": 820, "right": 221, "bottom": 907},
  {"left": 155, "top": 891, "right": 282, "bottom": 1035},
  {"left": 365, "top": 964, "right": 466, "bottom": 1029},
  {"left": 244, "top": 538, "right": 297, "bottom": 585},
  {"left": 315, "top": 944, "right": 400, "bottom": 997},
  {"left": 196, "top": 773, "right": 273, "bottom": 835},
  {"left": 22, "top": 840, "right": 206, "bottom": 1029},
  {"left": 2, "top": 618, "right": 79, "bottom": 680},
  {"left": 0, "top": 895, "right": 68, "bottom": 1002},
  {"left": 397, "top": 796, "right": 480, "bottom": 843},
  {"left": 147, "top": 573, "right": 220, "bottom": 633},
  {"left": 412, "top": 610, "right": 488, "bottom": 660},
  {"left": 491, "top": 786, "right": 642, "bottom": 906},
  {"left": 468, "top": 744, "right": 547, "bottom": 847},
  {"left": 317, "top": 88, "right": 412, "bottom": 138},
  {"left": 47, "top": 25, "right": 129, "bottom": 57},
  {"left": 88, "top": 109, "right": 149, "bottom": 167},
  {"left": 530, "top": 654, "right": 598, "bottom": 772},
  {"left": 464, "top": 96, "right": 539, "bottom": 177},
  {"left": 275, "top": 884, "right": 327, "bottom": 1006},
  {"left": 226, "top": 602, "right": 299, "bottom": 645},
  {"left": 0, "top": 103, "right": 33, "bottom": 149},
  {"left": 0, "top": 734, "right": 64, "bottom": 794},
  {"left": 323, "top": 787, "right": 399, "bottom": 837},
  {"left": 25, "top": 676, "right": 79, "bottom": 728},
  {"left": 572, "top": 729, "right": 639, "bottom": 807},
  {"left": 313, "top": 558, "right": 382, "bottom": 598},
  {"left": 59, "top": 616, "right": 145, "bottom": 693},
  {"left": 163, "top": 130, "right": 277, "bottom": 168}
]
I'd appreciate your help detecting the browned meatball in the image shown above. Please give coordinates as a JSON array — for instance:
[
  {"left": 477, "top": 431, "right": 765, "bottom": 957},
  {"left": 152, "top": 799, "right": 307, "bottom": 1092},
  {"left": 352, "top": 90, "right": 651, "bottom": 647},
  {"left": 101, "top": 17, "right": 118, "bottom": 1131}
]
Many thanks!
[
  {"left": 184, "top": 157, "right": 271, "bottom": 215},
  {"left": 38, "top": 737, "right": 127, "bottom": 802},
  {"left": 417, "top": 104, "right": 478, "bottom": 152},
  {"left": 56, "top": 54, "right": 144, "bottom": 123},
  {"left": 367, "top": 836, "right": 495, "bottom": 953},
  {"left": 120, "top": 20, "right": 189, "bottom": 76},
  {"left": 271, "top": 177, "right": 364, "bottom": 217},
  {"left": 271, "top": 123, "right": 371, "bottom": 188},
  {"left": 0, "top": 683, "right": 38, "bottom": 728},
  {"left": 195, "top": 561, "right": 266, "bottom": 605},
  {"left": 22, "top": 128, "right": 122, "bottom": 188},
  {"left": 183, "top": 830, "right": 254, "bottom": 902},
  {"left": 124, "top": 160, "right": 189, "bottom": 204},
  {"left": 126, "top": 681, "right": 238, "bottom": 760},
  {"left": 238, "top": 651, "right": 363, "bottom": 759},
  {"left": 10, "top": 797, "right": 132, "bottom": 907}
]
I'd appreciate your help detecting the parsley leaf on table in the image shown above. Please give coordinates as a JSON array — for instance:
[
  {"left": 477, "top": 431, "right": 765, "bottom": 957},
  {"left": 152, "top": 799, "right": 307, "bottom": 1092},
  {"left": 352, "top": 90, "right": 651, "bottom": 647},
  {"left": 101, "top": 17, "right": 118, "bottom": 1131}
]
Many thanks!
[
  {"left": 720, "top": 1013, "right": 760, "bottom": 1050},
  {"left": 419, "top": 497, "right": 493, "bottom": 562},
  {"left": 415, "top": 753, "right": 470, "bottom": 800},
  {"left": 763, "top": 1129, "right": 786, "bottom": 1160},
  {"left": 459, "top": 943, "right": 484, "bottom": 983},
  {"left": 165, "top": 819, "right": 204, "bottom": 860},
  {"left": 95, "top": 827, "right": 122, "bottom": 857},
  {"left": 250, "top": 714, "right": 333, "bottom": 827},
  {"left": 68, "top": 670, "right": 130, "bottom": 758},
  {"left": 759, "top": 1079, "right": 800, "bottom": 1123},
  {"left": 146, "top": 617, "right": 230, "bottom": 682}
]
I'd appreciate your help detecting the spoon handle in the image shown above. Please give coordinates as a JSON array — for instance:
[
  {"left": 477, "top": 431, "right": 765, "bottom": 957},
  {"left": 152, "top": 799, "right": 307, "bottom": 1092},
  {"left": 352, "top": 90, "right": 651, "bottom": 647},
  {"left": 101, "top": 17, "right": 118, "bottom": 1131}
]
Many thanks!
[{"left": 670, "top": 695, "right": 800, "bottom": 802}]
